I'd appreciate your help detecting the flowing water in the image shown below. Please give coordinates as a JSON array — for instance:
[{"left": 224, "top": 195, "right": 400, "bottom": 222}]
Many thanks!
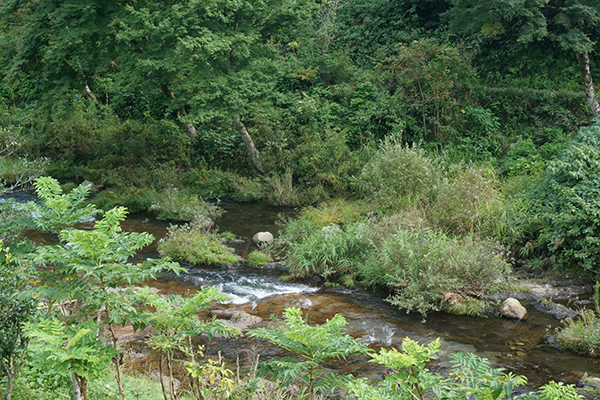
[{"left": 15, "top": 197, "right": 600, "bottom": 389}]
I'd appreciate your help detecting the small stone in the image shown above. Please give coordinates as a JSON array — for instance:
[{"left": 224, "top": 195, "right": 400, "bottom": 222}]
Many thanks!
[
  {"left": 252, "top": 231, "right": 274, "bottom": 246},
  {"left": 500, "top": 298, "right": 528, "bottom": 320},
  {"left": 580, "top": 376, "right": 600, "bottom": 391}
]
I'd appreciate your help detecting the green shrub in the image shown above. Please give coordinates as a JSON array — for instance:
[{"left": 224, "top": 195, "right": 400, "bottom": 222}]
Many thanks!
[
  {"left": 535, "top": 123, "right": 600, "bottom": 274},
  {"left": 299, "top": 198, "right": 367, "bottom": 228},
  {"left": 428, "top": 165, "right": 506, "bottom": 238},
  {"left": 158, "top": 224, "right": 239, "bottom": 265},
  {"left": 286, "top": 222, "right": 375, "bottom": 279},
  {"left": 91, "top": 187, "right": 154, "bottom": 213},
  {"left": 360, "top": 227, "right": 510, "bottom": 315},
  {"left": 20, "top": 176, "right": 102, "bottom": 233},
  {"left": 149, "top": 188, "right": 223, "bottom": 225},
  {"left": 556, "top": 309, "right": 600, "bottom": 356},
  {"left": 264, "top": 171, "right": 304, "bottom": 206},
  {"left": 247, "top": 251, "right": 270, "bottom": 267},
  {"left": 358, "top": 139, "right": 437, "bottom": 211},
  {"left": 556, "top": 282, "right": 600, "bottom": 356}
]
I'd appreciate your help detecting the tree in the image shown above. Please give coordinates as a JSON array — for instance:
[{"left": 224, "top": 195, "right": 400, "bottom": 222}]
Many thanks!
[
  {"left": 535, "top": 122, "right": 600, "bottom": 275},
  {"left": 386, "top": 38, "right": 471, "bottom": 140},
  {"left": 247, "top": 307, "right": 369, "bottom": 398},
  {"left": 444, "top": 0, "right": 600, "bottom": 117},
  {"left": 32, "top": 205, "right": 186, "bottom": 400},
  {"left": 111, "top": 0, "right": 309, "bottom": 172},
  {"left": 20, "top": 176, "right": 102, "bottom": 233},
  {"left": 1, "top": 0, "right": 119, "bottom": 105},
  {"left": 135, "top": 286, "right": 232, "bottom": 400},
  {"left": 24, "top": 319, "right": 116, "bottom": 400}
]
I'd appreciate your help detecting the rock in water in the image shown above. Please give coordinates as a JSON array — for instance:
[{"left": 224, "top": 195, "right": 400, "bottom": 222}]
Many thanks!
[
  {"left": 500, "top": 298, "right": 528, "bottom": 320},
  {"left": 252, "top": 231, "right": 274, "bottom": 246}
]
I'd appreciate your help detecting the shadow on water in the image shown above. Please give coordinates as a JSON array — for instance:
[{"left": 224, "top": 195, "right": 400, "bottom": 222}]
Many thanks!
[{"left": 15, "top": 197, "right": 600, "bottom": 389}]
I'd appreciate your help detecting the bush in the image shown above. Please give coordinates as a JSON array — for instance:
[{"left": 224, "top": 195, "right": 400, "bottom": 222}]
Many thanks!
[
  {"left": 535, "top": 123, "right": 600, "bottom": 274},
  {"left": 358, "top": 139, "right": 437, "bottom": 211},
  {"left": 428, "top": 165, "right": 505, "bottom": 237},
  {"left": 247, "top": 251, "right": 270, "bottom": 267},
  {"left": 556, "top": 283, "right": 600, "bottom": 356},
  {"left": 360, "top": 227, "right": 510, "bottom": 315},
  {"left": 149, "top": 188, "right": 223, "bottom": 225},
  {"left": 286, "top": 222, "right": 374, "bottom": 279},
  {"left": 298, "top": 198, "right": 367, "bottom": 228},
  {"left": 158, "top": 224, "right": 239, "bottom": 265},
  {"left": 557, "top": 309, "right": 600, "bottom": 356}
]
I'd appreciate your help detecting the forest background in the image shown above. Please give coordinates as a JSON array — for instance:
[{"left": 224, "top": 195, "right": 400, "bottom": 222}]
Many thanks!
[{"left": 3, "top": 0, "right": 600, "bottom": 310}]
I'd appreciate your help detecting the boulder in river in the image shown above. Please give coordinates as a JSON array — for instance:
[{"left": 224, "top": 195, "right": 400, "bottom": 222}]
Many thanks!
[
  {"left": 579, "top": 375, "right": 600, "bottom": 399},
  {"left": 252, "top": 231, "right": 274, "bottom": 246},
  {"left": 500, "top": 298, "right": 528, "bottom": 320}
]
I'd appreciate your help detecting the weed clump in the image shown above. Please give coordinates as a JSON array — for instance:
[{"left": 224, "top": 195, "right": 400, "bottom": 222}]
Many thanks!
[
  {"left": 247, "top": 250, "right": 271, "bottom": 267},
  {"left": 158, "top": 225, "right": 239, "bottom": 265}
]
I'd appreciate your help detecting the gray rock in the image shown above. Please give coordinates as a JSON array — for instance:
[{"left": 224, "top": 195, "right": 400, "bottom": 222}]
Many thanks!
[
  {"left": 580, "top": 376, "right": 600, "bottom": 391},
  {"left": 209, "top": 310, "right": 262, "bottom": 335},
  {"left": 252, "top": 231, "right": 274, "bottom": 246},
  {"left": 532, "top": 300, "right": 578, "bottom": 320},
  {"left": 579, "top": 376, "right": 600, "bottom": 399},
  {"left": 500, "top": 298, "right": 527, "bottom": 320}
]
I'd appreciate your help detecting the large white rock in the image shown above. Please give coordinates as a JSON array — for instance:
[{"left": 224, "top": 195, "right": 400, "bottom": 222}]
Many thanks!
[
  {"left": 500, "top": 298, "right": 528, "bottom": 320},
  {"left": 252, "top": 231, "right": 274, "bottom": 246}
]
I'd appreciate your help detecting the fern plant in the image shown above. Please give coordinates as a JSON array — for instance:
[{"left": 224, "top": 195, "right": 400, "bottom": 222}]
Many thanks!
[
  {"left": 135, "top": 286, "right": 232, "bottom": 400},
  {"left": 20, "top": 177, "right": 102, "bottom": 233},
  {"left": 24, "top": 318, "right": 116, "bottom": 400},
  {"left": 247, "top": 307, "right": 369, "bottom": 398}
]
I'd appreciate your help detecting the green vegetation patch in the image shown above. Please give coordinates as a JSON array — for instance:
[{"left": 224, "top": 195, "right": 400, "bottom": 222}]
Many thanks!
[{"left": 159, "top": 224, "right": 239, "bottom": 265}]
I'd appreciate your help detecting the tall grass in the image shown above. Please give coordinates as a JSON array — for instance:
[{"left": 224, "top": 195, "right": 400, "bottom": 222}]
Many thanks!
[{"left": 286, "top": 222, "right": 374, "bottom": 279}]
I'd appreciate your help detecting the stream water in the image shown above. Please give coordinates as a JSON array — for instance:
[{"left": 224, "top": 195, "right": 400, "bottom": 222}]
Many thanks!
[{"left": 15, "top": 197, "right": 600, "bottom": 390}]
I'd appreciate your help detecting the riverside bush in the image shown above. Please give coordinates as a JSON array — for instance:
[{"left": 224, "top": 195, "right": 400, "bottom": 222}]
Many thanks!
[
  {"left": 298, "top": 199, "right": 367, "bottom": 228},
  {"left": 358, "top": 139, "right": 437, "bottom": 210},
  {"left": 361, "top": 227, "right": 510, "bottom": 315},
  {"left": 247, "top": 250, "right": 270, "bottom": 267},
  {"left": 286, "top": 222, "right": 374, "bottom": 279},
  {"left": 158, "top": 224, "right": 239, "bottom": 265},
  {"left": 556, "top": 283, "right": 600, "bottom": 356},
  {"left": 428, "top": 165, "right": 508, "bottom": 238},
  {"left": 149, "top": 188, "right": 223, "bottom": 225},
  {"left": 535, "top": 123, "right": 600, "bottom": 275}
]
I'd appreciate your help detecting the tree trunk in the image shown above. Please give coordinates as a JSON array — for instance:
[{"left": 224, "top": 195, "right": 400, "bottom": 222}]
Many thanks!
[
  {"left": 234, "top": 118, "right": 265, "bottom": 174},
  {"left": 167, "top": 351, "right": 177, "bottom": 400},
  {"left": 158, "top": 352, "right": 169, "bottom": 400},
  {"left": 576, "top": 51, "right": 600, "bottom": 118},
  {"left": 84, "top": 84, "right": 102, "bottom": 105},
  {"left": 71, "top": 373, "right": 83, "bottom": 400},
  {"left": 109, "top": 324, "right": 127, "bottom": 400}
]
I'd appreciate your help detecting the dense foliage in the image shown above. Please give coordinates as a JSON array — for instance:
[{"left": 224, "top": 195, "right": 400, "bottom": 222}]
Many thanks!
[{"left": 2, "top": 0, "right": 600, "bottom": 397}]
